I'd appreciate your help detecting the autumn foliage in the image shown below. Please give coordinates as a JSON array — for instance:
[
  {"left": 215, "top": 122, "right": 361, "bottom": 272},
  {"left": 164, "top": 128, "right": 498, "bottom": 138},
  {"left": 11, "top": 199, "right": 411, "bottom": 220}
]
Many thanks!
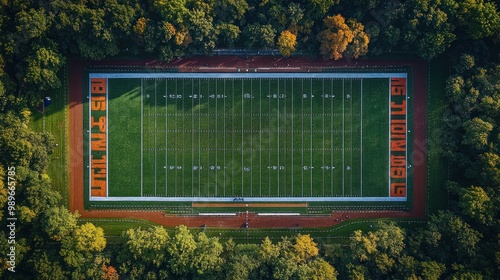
[
  {"left": 277, "top": 30, "right": 297, "bottom": 57},
  {"left": 317, "top": 14, "right": 369, "bottom": 60}
]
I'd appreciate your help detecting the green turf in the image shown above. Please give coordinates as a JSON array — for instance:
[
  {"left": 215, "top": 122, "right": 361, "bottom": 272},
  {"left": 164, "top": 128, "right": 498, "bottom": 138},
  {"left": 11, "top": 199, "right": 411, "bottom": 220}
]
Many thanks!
[
  {"left": 31, "top": 69, "right": 69, "bottom": 207},
  {"left": 101, "top": 76, "right": 395, "bottom": 200},
  {"left": 426, "top": 56, "right": 449, "bottom": 213}
]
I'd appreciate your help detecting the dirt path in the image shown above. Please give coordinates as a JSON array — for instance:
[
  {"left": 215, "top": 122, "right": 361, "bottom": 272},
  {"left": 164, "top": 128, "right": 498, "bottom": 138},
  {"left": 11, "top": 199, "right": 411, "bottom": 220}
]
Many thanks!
[{"left": 68, "top": 56, "right": 427, "bottom": 228}]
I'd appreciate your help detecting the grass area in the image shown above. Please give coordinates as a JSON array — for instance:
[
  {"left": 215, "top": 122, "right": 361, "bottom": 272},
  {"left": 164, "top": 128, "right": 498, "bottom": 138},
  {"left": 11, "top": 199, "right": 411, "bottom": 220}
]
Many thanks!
[
  {"left": 97, "top": 75, "right": 397, "bottom": 201},
  {"left": 426, "top": 56, "right": 450, "bottom": 213},
  {"left": 86, "top": 217, "right": 426, "bottom": 245},
  {"left": 30, "top": 69, "right": 69, "bottom": 207}
]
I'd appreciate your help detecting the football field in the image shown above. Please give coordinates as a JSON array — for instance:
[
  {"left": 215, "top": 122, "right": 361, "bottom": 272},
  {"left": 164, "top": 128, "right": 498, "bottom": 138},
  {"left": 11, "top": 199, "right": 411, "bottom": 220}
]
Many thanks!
[{"left": 86, "top": 72, "right": 411, "bottom": 203}]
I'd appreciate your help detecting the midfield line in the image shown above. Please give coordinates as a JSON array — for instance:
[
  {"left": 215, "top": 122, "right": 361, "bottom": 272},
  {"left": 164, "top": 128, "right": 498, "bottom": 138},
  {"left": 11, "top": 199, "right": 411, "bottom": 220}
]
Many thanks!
[{"left": 182, "top": 79, "right": 186, "bottom": 196}]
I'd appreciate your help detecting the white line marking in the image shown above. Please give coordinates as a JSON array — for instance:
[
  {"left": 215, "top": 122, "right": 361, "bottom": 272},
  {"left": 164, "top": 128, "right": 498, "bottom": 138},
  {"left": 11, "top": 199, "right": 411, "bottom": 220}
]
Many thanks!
[
  {"left": 140, "top": 79, "right": 143, "bottom": 196},
  {"left": 388, "top": 78, "right": 391, "bottom": 196},
  {"left": 342, "top": 79, "right": 345, "bottom": 196},
  {"left": 91, "top": 73, "right": 408, "bottom": 79},
  {"left": 360, "top": 79, "right": 363, "bottom": 196}
]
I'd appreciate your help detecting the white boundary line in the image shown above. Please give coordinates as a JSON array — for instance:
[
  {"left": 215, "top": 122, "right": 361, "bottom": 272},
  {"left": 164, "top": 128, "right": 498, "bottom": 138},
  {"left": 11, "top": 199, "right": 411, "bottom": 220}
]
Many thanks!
[
  {"left": 90, "top": 196, "right": 407, "bottom": 202},
  {"left": 94, "top": 73, "right": 409, "bottom": 202},
  {"left": 388, "top": 78, "right": 391, "bottom": 196},
  {"left": 277, "top": 78, "right": 280, "bottom": 195},
  {"left": 88, "top": 80, "right": 92, "bottom": 198},
  {"left": 91, "top": 73, "right": 407, "bottom": 79}
]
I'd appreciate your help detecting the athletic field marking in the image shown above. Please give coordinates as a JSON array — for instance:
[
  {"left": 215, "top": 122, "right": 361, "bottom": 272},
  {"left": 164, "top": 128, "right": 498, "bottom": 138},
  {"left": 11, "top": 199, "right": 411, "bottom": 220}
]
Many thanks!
[
  {"left": 90, "top": 196, "right": 407, "bottom": 202},
  {"left": 360, "top": 79, "right": 363, "bottom": 196},
  {"left": 140, "top": 79, "right": 144, "bottom": 196},
  {"left": 388, "top": 78, "right": 391, "bottom": 196},
  {"left": 92, "top": 73, "right": 409, "bottom": 202},
  {"left": 342, "top": 79, "right": 345, "bottom": 196},
  {"left": 90, "top": 73, "right": 407, "bottom": 79}
]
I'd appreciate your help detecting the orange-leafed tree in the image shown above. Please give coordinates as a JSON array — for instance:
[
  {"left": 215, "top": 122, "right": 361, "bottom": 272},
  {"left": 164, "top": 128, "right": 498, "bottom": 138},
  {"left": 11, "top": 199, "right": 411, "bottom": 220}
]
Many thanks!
[
  {"left": 317, "top": 14, "right": 369, "bottom": 60},
  {"left": 277, "top": 30, "right": 297, "bottom": 57}
]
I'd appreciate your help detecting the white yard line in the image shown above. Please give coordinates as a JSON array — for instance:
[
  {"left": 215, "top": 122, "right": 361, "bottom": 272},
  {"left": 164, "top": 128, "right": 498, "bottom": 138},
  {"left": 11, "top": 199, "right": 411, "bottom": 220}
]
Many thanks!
[
  {"left": 250, "top": 79, "right": 253, "bottom": 196},
  {"left": 165, "top": 79, "right": 168, "bottom": 195},
  {"left": 322, "top": 79, "right": 325, "bottom": 196},
  {"left": 207, "top": 79, "right": 210, "bottom": 196},
  {"left": 241, "top": 78, "right": 244, "bottom": 196},
  {"left": 223, "top": 79, "right": 226, "bottom": 196},
  {"left": 215, "top": 79, "right": 218, "bottom": 196},
  {"left": 331, "top": 79, "right": 334, "bottom": 196},
  {"left": 342, "top": 79, "right": 345, "bottom": 196},
  {"left": 291, "top": 79, "right": 294, "bottom": 195},
  {"left": 191, "top": 80, "right": 194, "bottom": 196},
  {"left": 350, "top": 79, "right": 353, "bottom": 196},
  {"left": 140, "top": 79, "right": 144, "bottom": 196},
  {"left": 198, "top": 79, "right": 201, "bottom": 196},
  {"left": 232, "top": 79, "right": 235, "bottom": 196},
  {"left": 277, "top": 78, "right": 280, "bottom": 195},
  {"left": 154, "top": 79, "right": 157, "bottom": 196},
  {"left": 301, "top": 78, "right": 304, "bottom": 197},
  {"left": 360, "top": 79, "right": 363, "bottom": 196},
  {"left": 259, "top": 78, "right": 262, "bottom": 197},
  {"left": 310, "top": 79, "right": 313, "bottom": 196}
]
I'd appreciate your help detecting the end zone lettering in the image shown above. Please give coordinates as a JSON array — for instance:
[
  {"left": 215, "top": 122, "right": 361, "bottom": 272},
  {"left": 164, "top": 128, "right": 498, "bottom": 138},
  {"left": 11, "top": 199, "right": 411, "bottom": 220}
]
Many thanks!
[
  {"left": 90, "top": 78, "right": 107, "bottom": 197},
  {"left": 390, "top": 78, "right": 407, "bottom": 197}
]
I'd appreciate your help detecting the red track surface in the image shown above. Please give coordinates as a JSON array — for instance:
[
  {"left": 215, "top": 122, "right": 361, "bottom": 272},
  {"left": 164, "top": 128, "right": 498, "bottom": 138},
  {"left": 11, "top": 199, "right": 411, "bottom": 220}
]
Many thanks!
[{"left": 69, "top": 56, "right": 427, "bottom": 228}]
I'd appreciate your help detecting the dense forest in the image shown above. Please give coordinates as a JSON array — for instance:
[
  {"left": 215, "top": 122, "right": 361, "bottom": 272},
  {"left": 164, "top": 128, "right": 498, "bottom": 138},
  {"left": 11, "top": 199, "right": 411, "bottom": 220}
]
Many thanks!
[{"left": 0, "top": 0, "right": 499, "bottom": 279}]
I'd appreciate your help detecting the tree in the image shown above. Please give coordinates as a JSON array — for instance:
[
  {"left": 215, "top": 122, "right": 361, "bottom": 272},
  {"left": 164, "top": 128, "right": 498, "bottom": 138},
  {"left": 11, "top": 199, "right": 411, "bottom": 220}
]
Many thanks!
[
  {"left": 402, "top": 0, "right": 457, "bottom": 60},
  {"left": 191, "top": 232, "right": 223, "bottom": 276},
  {"left": 459, "top": 186, "right": 494, "bottom": 225},
  {"left": 40, "top": 206, "right": 79, "bottom": 241},
  {"left": 317, "top": 14, "right": 369, "bottom": 60},
  {"left": 213, "top": 0, "right": 248, "bottom": 23},
  {"left": 297, "top": 259, "right": 337, "bottom": 280},
  {"left": 60, "top": 223, "right": 106, "bottom": 268},
  {"left": 462, "top": 117, "right": 493, "bottom": 150},
  {"left": 458, "top": 0, "right": 500, "bottom": 39},
  {"left": 242, "top": 24, "right": 276, "bottom": 49},
  {"left": 167, "top": 225, "right": 197, "bottom": 276},
  {"left": 277, "top": 30, "right": 297, "bottom": 57},
  {"left": 216, "top": 23, "right": 240, "bottom": 48}
]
